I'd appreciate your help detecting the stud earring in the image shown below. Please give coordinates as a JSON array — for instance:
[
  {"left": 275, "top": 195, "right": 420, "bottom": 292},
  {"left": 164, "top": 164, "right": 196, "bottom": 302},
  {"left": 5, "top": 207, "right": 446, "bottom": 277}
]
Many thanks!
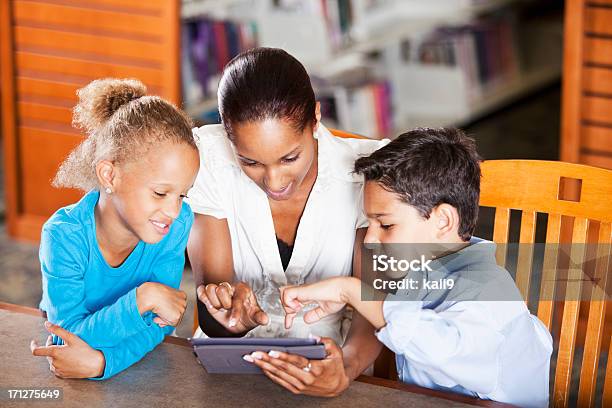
[{"left": 105, "top": 187, "right": 112, "bottom": 194}]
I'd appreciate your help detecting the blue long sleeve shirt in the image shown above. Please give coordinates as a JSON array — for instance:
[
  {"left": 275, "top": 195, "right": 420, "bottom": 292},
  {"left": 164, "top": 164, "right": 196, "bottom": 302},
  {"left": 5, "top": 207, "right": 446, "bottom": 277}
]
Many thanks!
[{"left": 39, "top": 190, "right": 194, "bottom": 379}]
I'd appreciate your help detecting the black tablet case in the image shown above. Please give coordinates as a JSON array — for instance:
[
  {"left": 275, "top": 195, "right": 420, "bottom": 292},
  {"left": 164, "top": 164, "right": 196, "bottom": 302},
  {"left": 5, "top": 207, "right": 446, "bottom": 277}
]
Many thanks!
[{"left": 190, "top": 337, "right": 326, "bottom": 374}]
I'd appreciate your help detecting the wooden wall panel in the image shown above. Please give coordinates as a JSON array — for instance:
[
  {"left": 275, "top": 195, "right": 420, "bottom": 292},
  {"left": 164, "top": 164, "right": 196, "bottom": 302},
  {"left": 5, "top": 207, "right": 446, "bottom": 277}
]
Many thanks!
[
  {"left": 582, "top": 152, "right": 612, "bottom": 169},
  {"left": 15, "top": 53, "right": 167, "bottom": 88},
  {"left": 560, "top": 0, "right": 586, "bottom": 164},
  {"left": 585, "top": 6, "right": 612, "bottom": 36},
  {"left": 13, "top": 1, "right": 166, "bottom": 38},
  {"left": 18, "top": 102, "right": 73, "bottom": 124},
  {"left": 582, "top": 96, "right": 612, "bottom": 125},
  {"left": 583, "top": 67, "right": 612, "bottom": 95},
  {"left": 1, "top": 0, "right": 180, "bottom": 241},
  {"left": 584, "top": 38, "right": 612, "bottom": 66},
  {"left": 1, "top": 0, "right": 20, "bottom": 237},
  {"left": 562, "top": 1, "right": 612, "bottom": 170},
  {"left": 17, "top": 77, "right": 82, "bottom": 101},
  {"left": 582, "top": 125, "right": 612, "bottom": 152},
  {"left": 14, "top": 27, "right": 166, "bottom": 62},
  {"left": 18, "top": 128, "right": 83, "bottom": 216}
]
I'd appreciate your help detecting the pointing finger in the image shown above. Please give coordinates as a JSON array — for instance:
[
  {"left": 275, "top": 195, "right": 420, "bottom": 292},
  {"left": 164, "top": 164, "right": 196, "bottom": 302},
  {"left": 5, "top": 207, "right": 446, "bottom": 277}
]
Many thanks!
[
  {"left": 284, "top": 311, "right": 296, "bottom": 329},
  {"left": 43, "top": 321, "right": 75, "bottom": 345}
]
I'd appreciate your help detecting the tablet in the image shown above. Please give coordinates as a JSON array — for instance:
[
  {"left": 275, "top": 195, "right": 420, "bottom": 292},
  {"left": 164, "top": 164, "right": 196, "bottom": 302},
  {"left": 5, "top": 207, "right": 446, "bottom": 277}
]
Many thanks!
[{"left": 190, "top": 337, "right": 326, "bottom": 374}]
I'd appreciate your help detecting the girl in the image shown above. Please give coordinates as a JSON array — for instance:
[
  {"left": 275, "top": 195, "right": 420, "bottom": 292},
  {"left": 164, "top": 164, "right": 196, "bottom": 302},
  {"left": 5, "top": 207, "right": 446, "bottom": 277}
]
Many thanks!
[
  {"left": 30, "top": 78, "right": 200, "bottom": 379},
  {"left": 186, "top": 47, "right": 388, "bottom": 396}
]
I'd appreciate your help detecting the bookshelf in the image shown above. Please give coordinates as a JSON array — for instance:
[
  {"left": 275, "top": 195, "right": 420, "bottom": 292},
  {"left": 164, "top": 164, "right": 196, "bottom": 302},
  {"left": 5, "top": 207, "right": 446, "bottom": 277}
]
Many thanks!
[
  {"left": 394, "top": 64, "right": 562, "bottom": 131},
  {"left": 0, "top": 0, "right": 563, "bottom": 240},
  {"left": 185, "top": 97, "right": 219, "bottom": 118},
  {"left": 181, "top": 0, "right": 563, "bottom": 139},
  {"left": 342, "top": 0, "right": 521, "bottom": 55},
  {"left": 182, "top": 0, "right": 246, "bottom": 19}
]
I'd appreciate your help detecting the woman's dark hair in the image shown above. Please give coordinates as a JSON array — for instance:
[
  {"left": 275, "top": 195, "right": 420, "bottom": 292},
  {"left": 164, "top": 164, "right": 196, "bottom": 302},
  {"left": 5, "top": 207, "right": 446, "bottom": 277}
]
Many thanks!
[
  {"left": 354, "top": 128, "right": 482, "bottom": 241},
  {"left": 217, "top": 47, "right": 316, "bottom": 138}
]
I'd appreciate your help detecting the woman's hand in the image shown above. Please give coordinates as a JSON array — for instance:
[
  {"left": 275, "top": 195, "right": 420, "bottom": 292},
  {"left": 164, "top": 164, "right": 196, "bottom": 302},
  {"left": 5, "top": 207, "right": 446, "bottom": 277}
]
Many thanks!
[
  {"left": 30, "top": 321, "right": 105, "bottom": 379},
  {"left": 280, "top": 277, "right": 351, "bottom": 329},
  {"left": 197, "top": 281, "right": 269, "bottom": 334},
  {"left": 136, "top": 282, "right": 187, "bottom": 327},
  {"left": 245, "top": 336, "right": 350, "bottom": 397}
]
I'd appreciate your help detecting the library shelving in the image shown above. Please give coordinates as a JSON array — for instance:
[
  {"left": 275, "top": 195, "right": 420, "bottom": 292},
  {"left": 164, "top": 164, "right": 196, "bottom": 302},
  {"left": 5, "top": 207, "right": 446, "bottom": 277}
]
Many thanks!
[
  {"left": 182, "top": 0, "right": 563, "bottom": 139},
  {"left": 0, "top": 0, "right": 564, "bottom": 240}
]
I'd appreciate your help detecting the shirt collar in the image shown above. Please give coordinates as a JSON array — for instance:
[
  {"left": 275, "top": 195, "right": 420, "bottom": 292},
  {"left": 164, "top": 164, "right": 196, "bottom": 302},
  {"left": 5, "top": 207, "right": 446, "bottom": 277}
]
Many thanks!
[
  {"left": 314, "top": 123, "right": 382, "bottom": 188},
  {"left": 207, "top": 121, "right": 384, "bottom": 188}
]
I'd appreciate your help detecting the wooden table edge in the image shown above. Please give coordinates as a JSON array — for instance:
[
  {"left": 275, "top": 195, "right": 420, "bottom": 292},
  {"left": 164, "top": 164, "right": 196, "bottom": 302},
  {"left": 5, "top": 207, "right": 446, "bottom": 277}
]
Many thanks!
[
  {"left": 0, "top": 301, "right": 46, "bottom": 316},
  {"left": 0, "top": 302, "right": 515, "bottom": 407}
]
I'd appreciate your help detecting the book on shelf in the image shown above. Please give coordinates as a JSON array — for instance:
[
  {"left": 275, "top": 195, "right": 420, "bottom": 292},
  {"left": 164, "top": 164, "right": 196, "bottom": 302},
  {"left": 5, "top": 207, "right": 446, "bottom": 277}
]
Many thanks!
[
  {"left": 407, "top": 14, "right": 521, "bottom": 95},
  {"left": 180, "top": 0, "right": 560, "bottom": 131},
  {"left": 382, "top": 10, "right": 537, "bottom": 124},
  {"left": 318, "top": 81, "right": 392, "bottom": 139},
  {"left": 182, "top": 16, "right": 257, "bottom": 109}
]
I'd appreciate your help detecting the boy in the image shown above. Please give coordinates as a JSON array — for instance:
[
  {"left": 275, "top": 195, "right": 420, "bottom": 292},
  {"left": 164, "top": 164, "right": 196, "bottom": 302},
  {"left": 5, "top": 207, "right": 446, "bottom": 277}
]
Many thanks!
[{"left": 280, "top": 128, "right": 552, "bottom": 407}]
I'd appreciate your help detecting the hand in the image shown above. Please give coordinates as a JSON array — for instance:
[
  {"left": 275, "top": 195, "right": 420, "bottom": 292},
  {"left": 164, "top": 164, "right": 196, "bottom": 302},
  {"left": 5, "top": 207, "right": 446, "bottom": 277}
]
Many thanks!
[
  {"left": 137, "top": 282, "right": 187, "bottom": 327},
  {"left": 281, "top": 277, "right": 350, "bottom": 329},
  {"left": 196, "top": 281, "right": 268, "bottom": 334},
  {"left": 30, "top": 321, "right": 105, "bottom": 379},
  {"left": 245, "top": 337, "right": 350, "bottom": 397}
]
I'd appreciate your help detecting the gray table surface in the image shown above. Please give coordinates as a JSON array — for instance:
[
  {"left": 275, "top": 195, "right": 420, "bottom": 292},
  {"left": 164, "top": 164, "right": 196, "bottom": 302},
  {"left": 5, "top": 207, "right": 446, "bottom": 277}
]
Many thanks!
[{"left": 0, "top": 308, "right": 481, "bottom": 408}]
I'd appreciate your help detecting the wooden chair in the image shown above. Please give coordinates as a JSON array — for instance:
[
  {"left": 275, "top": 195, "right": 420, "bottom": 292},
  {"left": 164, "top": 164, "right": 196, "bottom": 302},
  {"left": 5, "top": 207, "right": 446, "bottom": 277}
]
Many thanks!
[
  {"left": 349, "top": 158, "right": 612, "bottom": 406},
  {"left": 479, "top": 160, "right": 612, "bottom": 407}
]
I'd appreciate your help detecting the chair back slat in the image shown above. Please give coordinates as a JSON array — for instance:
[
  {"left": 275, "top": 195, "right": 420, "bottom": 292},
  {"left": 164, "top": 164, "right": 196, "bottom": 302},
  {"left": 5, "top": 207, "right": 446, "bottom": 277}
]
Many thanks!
[
  {"left": 492, "top": 207, "right": 510, "bottom": 266},
  {"left": 537, "top": 213, "right": 562, "bottom": 331},
  {"left": 516, "top": 210, "right": 537, "bottom": 304},
  {"left": 605, "top": 337, "right": 612, "bottom": 407},
  {"left": 553, "top": 217, "right": 590, "bottom": 407},
  {"left": 577, "top": 222, "right": 612, "bottom": 407}
]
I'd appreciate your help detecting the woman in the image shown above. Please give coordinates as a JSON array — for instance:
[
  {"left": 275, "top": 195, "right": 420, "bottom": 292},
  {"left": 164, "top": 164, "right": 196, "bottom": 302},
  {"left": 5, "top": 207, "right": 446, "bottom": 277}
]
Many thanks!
[{"left": 187, "top": 47, "right": 387, "bottom": 396}]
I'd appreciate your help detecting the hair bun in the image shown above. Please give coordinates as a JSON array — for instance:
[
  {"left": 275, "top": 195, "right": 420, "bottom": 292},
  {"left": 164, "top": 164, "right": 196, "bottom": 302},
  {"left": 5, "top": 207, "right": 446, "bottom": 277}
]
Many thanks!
[{"left": 73, "top": 78, "right": 147, "bottom": 134}]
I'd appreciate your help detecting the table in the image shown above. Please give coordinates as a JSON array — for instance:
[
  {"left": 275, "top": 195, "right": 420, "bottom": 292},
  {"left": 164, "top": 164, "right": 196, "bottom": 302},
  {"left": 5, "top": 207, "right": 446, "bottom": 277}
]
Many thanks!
[{"left": 0, "top": 303, "right": 513, "bottom": 407}]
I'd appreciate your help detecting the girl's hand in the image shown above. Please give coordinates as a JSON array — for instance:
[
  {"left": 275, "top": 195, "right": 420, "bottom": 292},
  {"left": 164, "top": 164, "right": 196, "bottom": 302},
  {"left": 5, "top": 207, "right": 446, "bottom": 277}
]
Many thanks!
[
  {"left": 30, "top": 321, "right": 105, "bottom": 379},
  {"left": 196, "top": 281, "right": 269, "bottom": 334},
  {"left": 137, "top": 282, "right": 187, "bottom": 327},
  {"left": 280, "top": 277, "right": 352, "bottom": 329}
]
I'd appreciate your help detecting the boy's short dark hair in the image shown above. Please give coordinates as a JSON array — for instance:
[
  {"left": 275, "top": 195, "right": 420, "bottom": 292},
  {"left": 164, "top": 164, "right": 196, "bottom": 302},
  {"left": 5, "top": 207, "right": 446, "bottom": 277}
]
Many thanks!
[{"left": 354, "top": 128, "right": 481, "bottom": 241}]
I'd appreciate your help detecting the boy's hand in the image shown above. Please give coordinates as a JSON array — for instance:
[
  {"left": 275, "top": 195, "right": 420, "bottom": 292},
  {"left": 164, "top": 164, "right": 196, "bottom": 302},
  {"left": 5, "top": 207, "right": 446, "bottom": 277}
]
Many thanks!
[
  {"left": 281, "top": 277, "right": 352, "bottom": 329},
  {"left": 137, "top": 282, "right": 187, "bottom": 327},
  {"left": 30, "top": 321, "right": 105, "bottom": 379},
  {"left": 197, "top": 281, "right": 269, "bottom": 334}
]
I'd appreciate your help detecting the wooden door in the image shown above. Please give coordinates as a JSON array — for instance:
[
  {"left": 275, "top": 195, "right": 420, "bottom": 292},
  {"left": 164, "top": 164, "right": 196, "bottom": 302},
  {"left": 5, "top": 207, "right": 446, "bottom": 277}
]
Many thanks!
[
  {"left": 561, "top": 0, "right": 612, "bottom": 170},
  {"left": 0, "top": 0, "right": 181, "bottom": 241}
]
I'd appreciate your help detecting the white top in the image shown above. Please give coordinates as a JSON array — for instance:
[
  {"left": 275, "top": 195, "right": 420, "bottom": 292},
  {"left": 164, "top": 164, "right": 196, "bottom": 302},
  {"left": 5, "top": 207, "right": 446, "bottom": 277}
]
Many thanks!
[{"left": 187, "top": 123, "right": 388, "bottom": 343}]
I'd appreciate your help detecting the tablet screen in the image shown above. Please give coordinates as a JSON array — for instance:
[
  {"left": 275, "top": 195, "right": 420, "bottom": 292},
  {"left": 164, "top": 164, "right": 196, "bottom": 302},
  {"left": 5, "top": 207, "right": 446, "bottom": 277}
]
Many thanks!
[
  {"left": 190, "top": 337, "right": 318, "bottom": 347},
  {"left": 190, "top": 337, "right": 326, "bottom": 374}
]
